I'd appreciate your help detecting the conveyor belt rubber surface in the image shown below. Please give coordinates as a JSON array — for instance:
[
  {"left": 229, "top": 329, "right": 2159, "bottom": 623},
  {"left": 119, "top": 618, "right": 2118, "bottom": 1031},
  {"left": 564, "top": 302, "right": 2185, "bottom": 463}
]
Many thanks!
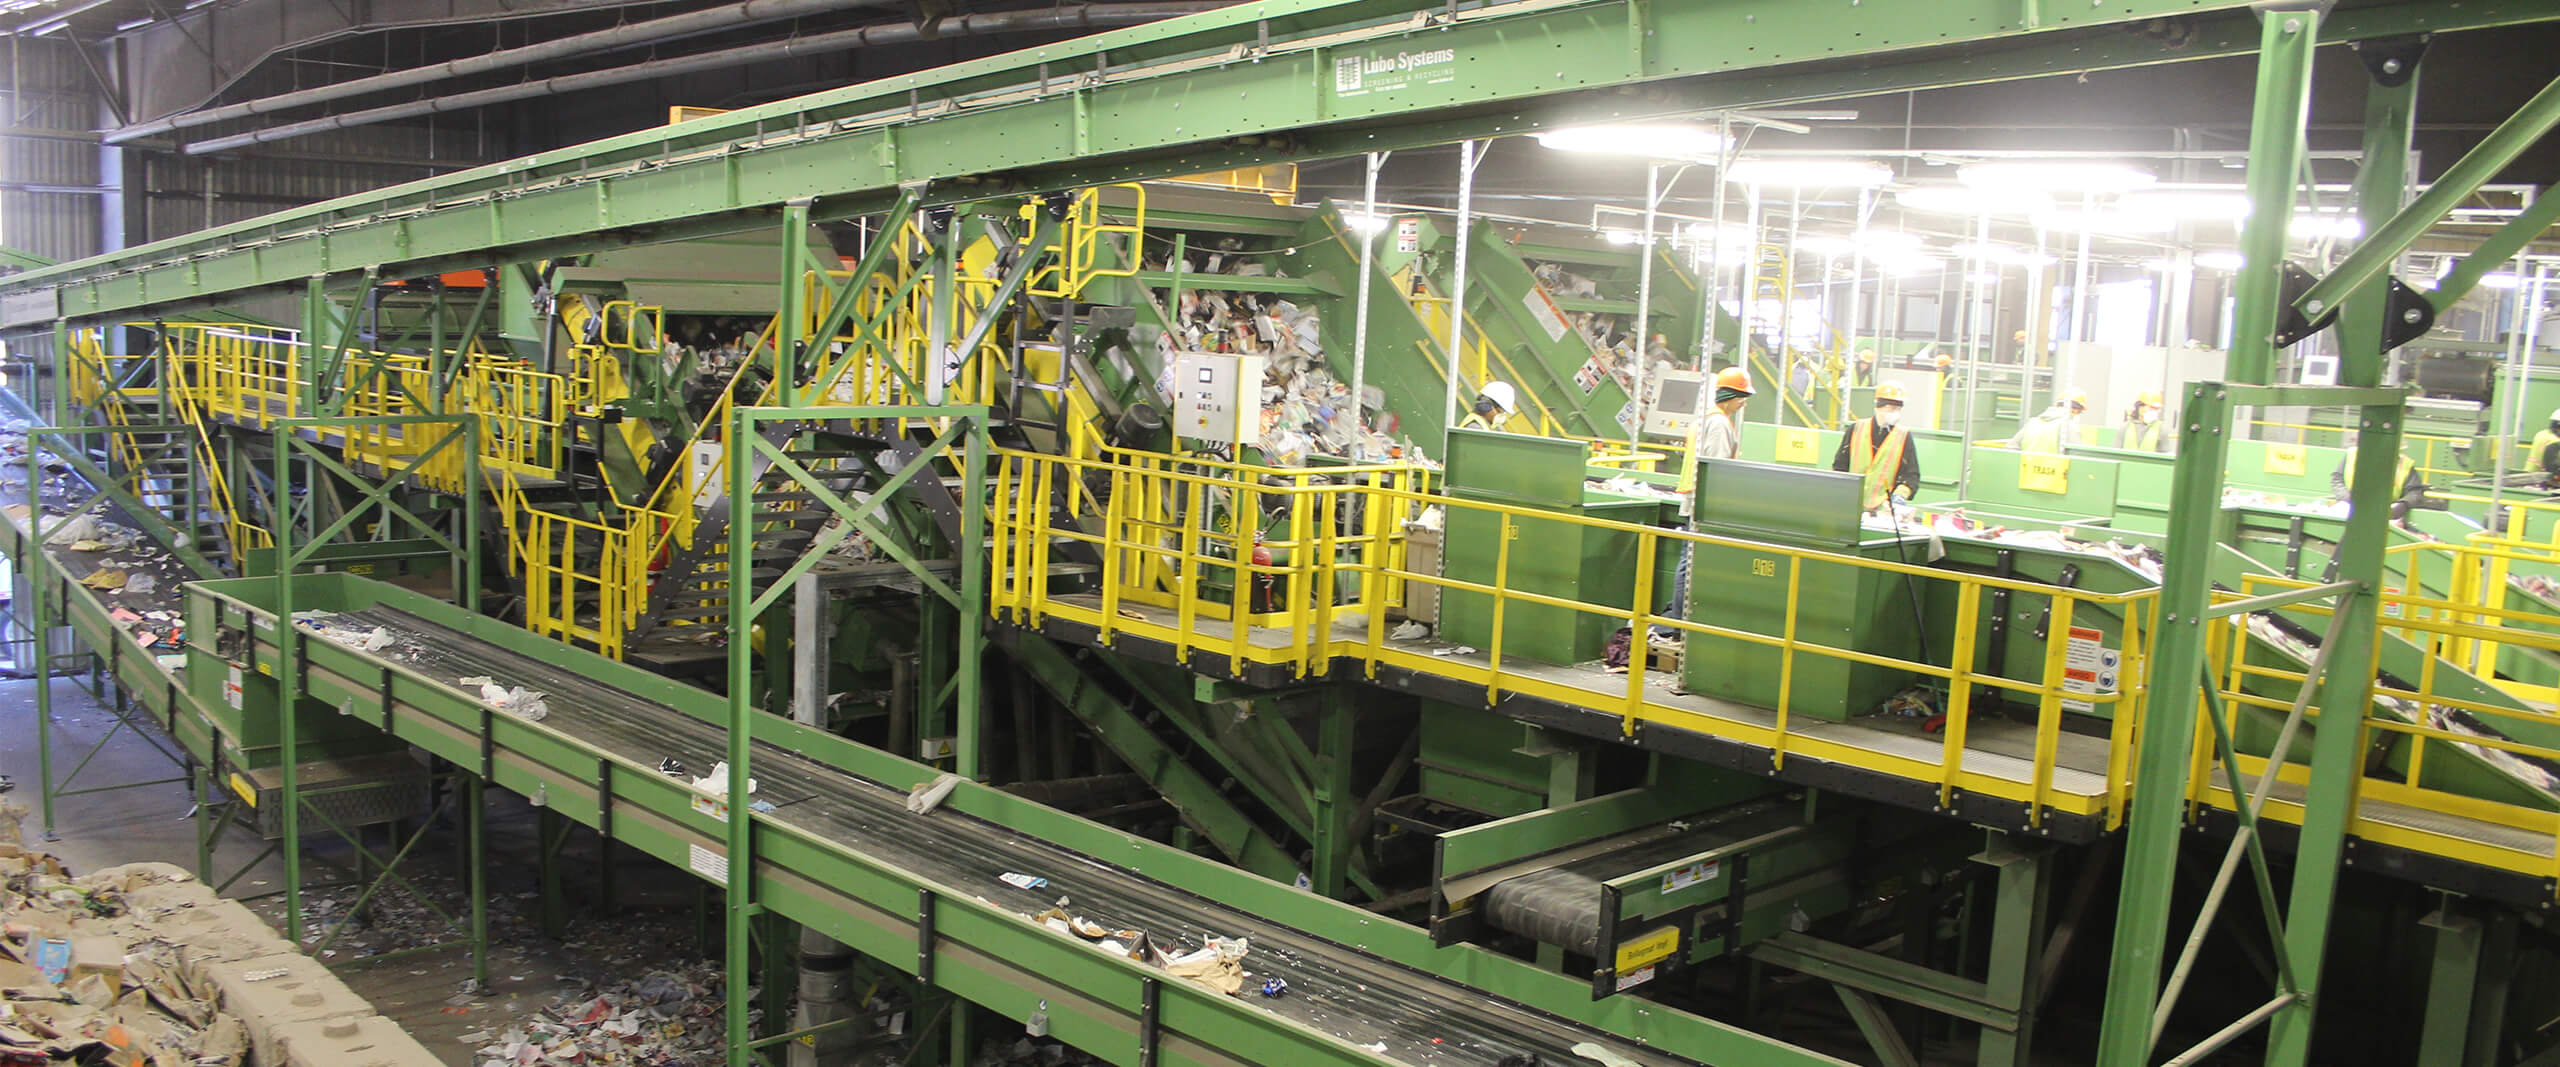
[{"left": 327, "top": 608, "right": 1682, "bottom": 1066}]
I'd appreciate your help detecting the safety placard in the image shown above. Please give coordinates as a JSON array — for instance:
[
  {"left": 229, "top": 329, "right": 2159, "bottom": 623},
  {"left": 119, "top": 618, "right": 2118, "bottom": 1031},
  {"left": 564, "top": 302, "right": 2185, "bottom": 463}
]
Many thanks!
[
  {"left": 1395, "top": 216, "right": 1421, "bottom": 254},
  {"left": 688, "top": 843, "right": 729, "bottom": 885},
  {"left": 2061, "top": 625, "right": 2122, "bottom": 712},
  {"left": 2264, "top": 444, "right": 2307, "bottom": 476},
  {"left": 2018, "top": 453, "right": 2071, "bottom": 495},
  {"left": 1661, "top": 859, "right": 1721, "bottom": 896},
  {"left": 1774, "top": 426, "right": 1823, "bottom": 466},
  {"left": 691, "top": 794, "right": 730, "bottom": 822},
  {"left": 1524, "top": 286, "right": 1571, "bottom": 342},
  {"left": 1615, "top": 925, "right": 1681, "bottom": 974}
]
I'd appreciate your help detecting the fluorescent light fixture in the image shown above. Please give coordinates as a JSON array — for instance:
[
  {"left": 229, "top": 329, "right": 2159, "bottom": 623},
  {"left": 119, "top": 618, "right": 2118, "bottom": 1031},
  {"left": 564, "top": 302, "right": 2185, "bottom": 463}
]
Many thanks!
[
  {"left": 1896, "top": 184, "right": 2051, "bottom": 218},
  {"left": 1684, "top": 222, "right": 1757, "bottom": 253},
  {"left": 2036, "top": 208, "right": 2177, "bottom": 235},
  {"left": 1795, "top": 234, "right": 1857, "bottom": 256},
  {"left": 2144, "top": 258, "right": 2190, "bottom": 273},
  {"left": 2194, "top": 251, "right": 2246, "bottom": 271},
  {"left": 1957, "top": 160, "right": 2157, "bottom": 195},
  {"left": 1854, "top": 229, "right": 1924, "bottom": 253},
  {"left": 1875, "top": 254, "right": 1946, "bottom": 277},
  {"left": 1725, "top": 158, "right": 1893, "bottom": 189},
  {"left": 1534, "top": 124, "right": 1724, "bottom": 159},
  {"left": 1950, "top": 242, "right": 2057, "bottom": 267},
  {"left": 1339, "top": 210, "right": 1388, "bottom": 235},
  {"left": 2118, "top": 190, "right": 2251, "bottom": 221},
  {"left": 2289, "top": 212, "right": 2365, "bottom": 240},
  {"left": 1604, "top": 229, "right": 1643, "bottom": 246},
  {"left": 2481, "top": 273, "right": 2523, "bottom": 290}
]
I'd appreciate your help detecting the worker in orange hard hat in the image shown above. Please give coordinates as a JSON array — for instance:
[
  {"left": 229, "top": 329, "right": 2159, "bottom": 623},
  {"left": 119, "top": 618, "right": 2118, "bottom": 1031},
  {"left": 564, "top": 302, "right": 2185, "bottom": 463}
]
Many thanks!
[
  {"left": 2120, "top": 391, "right": 2166, "bottom": 452},
  {"left": 1834, "top": 382, "right": 1921, "bottom": 511},
  {"left": 1699, "top": 366, "right": 1754, "bottom": 461},
  {"left": 2011, "top": 388, "right": 2087, "bottom": 454}
]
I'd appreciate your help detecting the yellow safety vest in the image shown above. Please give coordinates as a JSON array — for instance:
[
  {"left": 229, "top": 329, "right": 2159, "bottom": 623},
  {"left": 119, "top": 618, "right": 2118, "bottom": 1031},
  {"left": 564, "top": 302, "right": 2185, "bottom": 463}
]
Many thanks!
[
  {"left": 2533, "top": 428, "right": 2560, "bottom": 479},
  {"left": 1846, "top": 419, "right": 1910, "bottom": 511},
  {"left": 1458, "top": 411, "right": 1500, "bottom": 432},
  {"left": 2120, "top": 419, "right": 2163, "bottom": 453},
  {"left": 2015, "top": 413, "right": 2068, "bottom": 455}
]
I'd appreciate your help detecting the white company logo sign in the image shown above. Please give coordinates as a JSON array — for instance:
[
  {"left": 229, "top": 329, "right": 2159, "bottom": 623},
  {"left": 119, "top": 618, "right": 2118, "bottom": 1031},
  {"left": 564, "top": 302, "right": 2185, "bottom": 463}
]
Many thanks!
[{"left": 1333, "top": 47, "right": 1458, "bottom": 98}]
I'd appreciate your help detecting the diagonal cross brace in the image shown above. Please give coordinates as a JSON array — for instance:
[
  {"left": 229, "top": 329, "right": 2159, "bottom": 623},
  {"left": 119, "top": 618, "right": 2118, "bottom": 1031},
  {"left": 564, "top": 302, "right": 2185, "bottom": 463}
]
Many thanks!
[{"left": 744, "top": 424, "right": 967, "bottom": 616}]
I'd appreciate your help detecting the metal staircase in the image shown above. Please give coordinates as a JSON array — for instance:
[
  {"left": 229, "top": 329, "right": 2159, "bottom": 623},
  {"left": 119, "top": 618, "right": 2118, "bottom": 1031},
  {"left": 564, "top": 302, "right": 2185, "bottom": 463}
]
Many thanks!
[{"left": 633, "top": 420, "right": 869, "bottom": 637}]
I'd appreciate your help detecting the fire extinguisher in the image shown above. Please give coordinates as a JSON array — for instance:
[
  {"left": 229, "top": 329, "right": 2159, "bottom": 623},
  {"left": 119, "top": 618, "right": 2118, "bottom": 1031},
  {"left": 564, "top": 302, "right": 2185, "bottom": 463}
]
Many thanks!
[{"left": 1251, "top": 540, "right": 1275, "bottom": 613}]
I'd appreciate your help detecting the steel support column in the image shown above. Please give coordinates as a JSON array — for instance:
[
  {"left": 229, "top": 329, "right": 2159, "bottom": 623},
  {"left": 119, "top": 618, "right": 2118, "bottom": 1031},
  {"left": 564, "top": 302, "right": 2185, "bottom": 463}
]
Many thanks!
[
  {"left": 2094, "top": 12, "right": 2317, "bottom": 1064},
  {"left": 2417, "top": 906, "right": 2484, "bottom": 1067},
  {"left": 1308, "top": 689, "right": 1356, "bottom": 899},
  {"left": 2262, "top": 33, "right": 2415, "bottom": 1064},
  {"left": 1976, "top": 837, "right": 2051, "bottom": 1067},
  {"left": 777, "top": 200, "right": 812, "bottom": 409}
]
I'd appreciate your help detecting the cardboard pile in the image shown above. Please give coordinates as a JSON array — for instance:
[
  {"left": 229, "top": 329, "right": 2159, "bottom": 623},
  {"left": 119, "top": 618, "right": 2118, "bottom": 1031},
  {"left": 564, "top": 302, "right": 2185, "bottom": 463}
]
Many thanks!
[{"left": 0, "top": 802, "right": 438, "bottom": 1066}]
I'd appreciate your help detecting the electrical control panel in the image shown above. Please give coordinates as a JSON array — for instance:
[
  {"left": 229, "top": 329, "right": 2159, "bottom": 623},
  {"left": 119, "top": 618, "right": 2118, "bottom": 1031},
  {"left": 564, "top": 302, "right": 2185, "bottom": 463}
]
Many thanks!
[
  {"left": 1642, "top": 369, "right": 1707, "bottom": 440},
  {"left": 1170, "top": 350, "right": 1265, "bottom": 446}
]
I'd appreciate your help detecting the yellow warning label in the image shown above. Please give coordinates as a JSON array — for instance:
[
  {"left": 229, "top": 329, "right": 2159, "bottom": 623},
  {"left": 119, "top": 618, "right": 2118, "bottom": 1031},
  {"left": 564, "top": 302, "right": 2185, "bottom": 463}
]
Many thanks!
[
  {"left": 228, "top": 772, "right": 258, "bottom": 809},
  {"left": 1773, "top": 426, "right": 1822, "bottom": 465},
  {"left": 2018, "top": 453, "right": 2071, "bottom": 495},
  {"left": 2264, "top": 444, "right": 2306, "bottom": 476},
  {"left": 1615, "top": 925, "right": 1681, "bottom": 973}
]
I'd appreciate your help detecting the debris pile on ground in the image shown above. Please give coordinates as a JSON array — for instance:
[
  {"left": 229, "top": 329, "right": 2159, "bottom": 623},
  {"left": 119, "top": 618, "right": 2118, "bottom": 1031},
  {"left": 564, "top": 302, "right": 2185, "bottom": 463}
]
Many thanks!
[
  {"left": 466, "top": 961, "right": 743, "bottom": 1067},
  {"left": 0, "top": 801, "right": 270, "bottom": 1065}
]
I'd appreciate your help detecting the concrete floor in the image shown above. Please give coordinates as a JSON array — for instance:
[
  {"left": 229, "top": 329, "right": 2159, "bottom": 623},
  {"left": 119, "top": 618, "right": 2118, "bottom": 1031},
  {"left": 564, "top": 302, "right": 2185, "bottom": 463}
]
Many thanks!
[{"left": 1, "top": 673, "right": 723, "bottom": 1066}]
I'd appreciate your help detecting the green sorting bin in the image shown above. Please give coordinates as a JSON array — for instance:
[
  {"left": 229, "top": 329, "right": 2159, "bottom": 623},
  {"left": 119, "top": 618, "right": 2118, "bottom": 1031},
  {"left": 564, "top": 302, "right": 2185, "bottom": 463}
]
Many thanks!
[
  {"left": 1439, "top": 430, "right": 1656, "bottom": 664},
  {"left": 1682, "top": 459, "right": 1924, "bottom": 722}
]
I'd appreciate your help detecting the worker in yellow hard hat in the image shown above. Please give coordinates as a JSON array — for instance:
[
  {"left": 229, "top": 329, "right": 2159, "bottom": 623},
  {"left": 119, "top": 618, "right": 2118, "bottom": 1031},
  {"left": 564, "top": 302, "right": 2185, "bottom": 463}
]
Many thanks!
[
  {"left": 2010, "top": 388, "right": 2087, "bottom": 454},
  {"left": 1833, "top": 382, "right": 1920, "bottom": 511},
  {"left": 1459, "top": 380, "right": 1518, "bottom": 431},
  {"left": 2531, "top": 407, "right": 2560, "bottom": 490},
  {"left": 2120, "top": 391, "right": 2167, "bottom": 453},
  {"left": 1854, "top": 347, "right": 1878, "bottom": 387},
  {"left": 1698, "top": 366, "right": 1754, "bottom": 461}
]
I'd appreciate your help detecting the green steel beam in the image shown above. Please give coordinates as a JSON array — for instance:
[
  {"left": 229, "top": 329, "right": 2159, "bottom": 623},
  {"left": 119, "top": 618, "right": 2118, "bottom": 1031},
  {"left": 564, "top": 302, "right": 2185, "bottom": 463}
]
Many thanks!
[
  {"left": 1975, "top": 838, "right": 2051, "bottom": 1067},
  {"left": 1745, "top": 932, "right": 2018, "bottom": 1031},
  {"left": 2263, "top": 42, "right": 2419, "bottom": 1066},
  {"left": 2096, "top": 14, "right": 2320, "bottom": 1062},
  {"left": 2417, "top": 907, "right": 2485, "bottom": 1067},
  {"left": 1001, "top": 630, "right": 1305, "bottom": 884},
  {"left": 2293, "top": 71, "right": 2560, "bottom": 323},
  {"left": 24, "top": 0, "right": 2559, "bottom": 325}
]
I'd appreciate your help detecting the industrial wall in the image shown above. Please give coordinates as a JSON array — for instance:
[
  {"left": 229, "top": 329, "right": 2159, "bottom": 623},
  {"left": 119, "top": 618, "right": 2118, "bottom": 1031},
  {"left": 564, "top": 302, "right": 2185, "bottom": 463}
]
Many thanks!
[{"left": 0, "top": 40, "right": 103, "bottom": 263}]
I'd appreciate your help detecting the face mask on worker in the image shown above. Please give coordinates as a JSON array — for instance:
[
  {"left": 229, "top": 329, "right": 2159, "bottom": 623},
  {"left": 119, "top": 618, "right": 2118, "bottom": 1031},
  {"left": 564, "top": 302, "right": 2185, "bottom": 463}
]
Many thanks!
[{"left": 1875, "top": 406, "right": 1901, "bottom": 429}]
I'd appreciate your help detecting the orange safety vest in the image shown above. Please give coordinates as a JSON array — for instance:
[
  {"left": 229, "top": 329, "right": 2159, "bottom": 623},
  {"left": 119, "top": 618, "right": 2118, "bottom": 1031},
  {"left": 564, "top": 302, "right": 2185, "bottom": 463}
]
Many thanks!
[{"left": 1847, "top": 418, "right": 1910, "bottom": 510}]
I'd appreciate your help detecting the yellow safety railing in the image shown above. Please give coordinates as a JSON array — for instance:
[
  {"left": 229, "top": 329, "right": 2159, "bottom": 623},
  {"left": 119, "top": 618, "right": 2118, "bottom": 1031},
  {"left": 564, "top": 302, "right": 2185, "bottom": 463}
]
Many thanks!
[
  {"left": 2202, "top": 573, "right": 2560, "bottom": 891},
  {"left": 988, "top": 446, "right": 2157, "bottom": 827},
  {"left": 2248, "top": 418, "right": 2478, "bottom": 484},
  {"left": 1029, "top": 184, "right": 1146, "bottom": 301}
]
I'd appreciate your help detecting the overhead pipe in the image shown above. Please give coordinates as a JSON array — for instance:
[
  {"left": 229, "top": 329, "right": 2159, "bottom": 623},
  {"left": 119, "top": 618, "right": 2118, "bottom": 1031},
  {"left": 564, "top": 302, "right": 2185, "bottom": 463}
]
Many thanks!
[
  {"left": 180, "top": 2, "right": 1233, "bottom": 155},
  {"left": 106, "top": 0, "right": 912, "bottom": 145}
]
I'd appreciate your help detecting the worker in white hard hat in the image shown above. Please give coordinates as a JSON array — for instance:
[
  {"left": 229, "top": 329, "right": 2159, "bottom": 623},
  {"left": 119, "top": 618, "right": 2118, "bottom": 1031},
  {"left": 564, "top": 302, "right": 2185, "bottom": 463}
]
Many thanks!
[
  {"left": 1459, "top": 381, "right": 1518, "bottom": 431},
  {"left": 2535, "top": 407, "right": 2560, "bottom": 489},
  {"left": 1833, "top": 382, "right": 1920, "bottom": 511},
  {"left": 1697, "top": 366, "right": 1755, "bottom": 461},
  {"left": 2010, "top": 389, "right": 2087, "bottom": 454},
  {"left": 2120, "top": 391, "right": 2167, "bottom": 453}
]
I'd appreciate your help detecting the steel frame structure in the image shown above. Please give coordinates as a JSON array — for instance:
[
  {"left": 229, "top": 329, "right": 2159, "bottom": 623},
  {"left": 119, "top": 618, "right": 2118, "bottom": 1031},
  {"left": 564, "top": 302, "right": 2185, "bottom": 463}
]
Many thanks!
[{"left": 5, "top": 1, "right": 2560, "bottom": 1065}]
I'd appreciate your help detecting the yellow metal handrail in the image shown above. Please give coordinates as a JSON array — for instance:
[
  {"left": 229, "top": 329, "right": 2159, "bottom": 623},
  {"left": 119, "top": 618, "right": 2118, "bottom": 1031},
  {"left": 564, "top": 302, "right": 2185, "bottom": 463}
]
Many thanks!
[
  {"left": 989, "top": 446, "right": 2155, "bottom": 828},
  {"left": 2203, "top": 572, "right": 2560, "bottom": 892},
  {"left": 1029, "top": 184, "right": 1146, "bottom": 301}
]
